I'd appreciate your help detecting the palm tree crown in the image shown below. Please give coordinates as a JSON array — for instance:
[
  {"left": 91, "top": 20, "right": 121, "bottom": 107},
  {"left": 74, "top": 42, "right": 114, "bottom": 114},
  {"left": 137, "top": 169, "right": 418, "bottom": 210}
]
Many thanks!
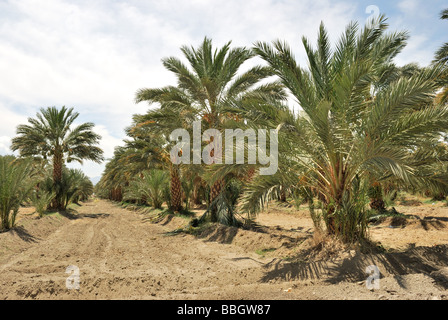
[
  {"left": 135, "top": 37, "right": 284, "bottom": 128},
  {"left": 12, "top": 106, "right": 103, "bottom": 164}
]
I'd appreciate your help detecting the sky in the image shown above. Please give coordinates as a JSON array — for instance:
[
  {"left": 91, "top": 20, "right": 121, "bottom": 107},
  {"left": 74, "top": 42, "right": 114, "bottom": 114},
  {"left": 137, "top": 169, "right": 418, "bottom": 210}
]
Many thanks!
[{"left": 0, "top": 0, "right": 447, "bottom": 183}]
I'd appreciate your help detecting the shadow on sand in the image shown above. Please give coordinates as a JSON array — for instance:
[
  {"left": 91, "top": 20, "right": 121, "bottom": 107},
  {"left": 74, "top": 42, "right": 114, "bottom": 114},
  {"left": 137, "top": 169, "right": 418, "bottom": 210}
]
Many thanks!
[
  {"left": 9, "top": 225, "right": 39, "bottom": 243},
  {"left": 57, "top": 209, "right": 110, "bottom": 220},
  {"left": 260, "top": 244, "right": 448, "bottom": 289}
]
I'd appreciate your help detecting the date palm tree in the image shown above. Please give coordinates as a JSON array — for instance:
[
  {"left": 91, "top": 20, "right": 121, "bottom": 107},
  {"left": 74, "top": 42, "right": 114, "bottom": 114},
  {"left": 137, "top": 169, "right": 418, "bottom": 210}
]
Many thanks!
[
  {"left": 11, "top": 106, "right": 103, "bottom": 210},
  {"left": 124, "top": 169, "right": 168, "bottom": 209},
  {"left": 95, "top": 146, "right": 129, "bottom": 201},
  {"left": 135, "top": 37, "right": 285, "bottom": 220},
  {"left": 124, "top": 106, "right": 197, "bottom": 212},
  {"left": 0, "top": 156, "right": 36, "bottom": 230},
  {"left": 235, "top": 16, "right": 448, "bottom": 242}
]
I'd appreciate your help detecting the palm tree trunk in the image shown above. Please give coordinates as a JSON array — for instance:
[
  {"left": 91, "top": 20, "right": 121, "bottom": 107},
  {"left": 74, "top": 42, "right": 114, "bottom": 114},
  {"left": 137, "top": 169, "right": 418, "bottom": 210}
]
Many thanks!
[
  {"left": 324, "top": 168, "right": 346, "bottom": 236},
  {"left": 52, "top": 152, "right": 63, "bottom": 210},
  {"left": 280, "top": 188, "right": 287, "bottom": 202},
  {"left": 209, "top": 179, "right": 224, "bottom": 222},
  {"left": 193, "top": 187, "right": 202, "bottom": 205},
  {"left": 170, "top": 165, "right": 182, "bottom": 212},
  {"left": 368, "top": 183, "right": 386, "bottom": 212},
  {"left": 369, "top": 197, "right": 386, "bottom": 211},
  {"left": 246, "top": 167, "right": 256, "bottom": 182},
  {"left": 53, "top": 156, "right": 62, "bottom": 184},
  {"left": 110, "top": 187, "right": 122, "bottom": 201},
  {"left": 1, "top": 214, "right": 8, "bottom": 231},
  {"left": 192, "top": 177, "right": 203, "bottom": 205},
  {"left": 326, "top": 210, "right": 337, "bottom": 235}
]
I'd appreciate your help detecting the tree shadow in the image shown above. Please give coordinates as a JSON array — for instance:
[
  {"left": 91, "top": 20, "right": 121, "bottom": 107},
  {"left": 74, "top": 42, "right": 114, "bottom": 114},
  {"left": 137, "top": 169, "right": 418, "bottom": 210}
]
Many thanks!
[
  {"left": 10, "top": 226, "right": 39, "bottom": 243},
  {"left": 259, "top": 244, "right": 448, "bottom": 289},
  {"left": 192, "top": 221, "right": 310, "bottom": 248},
  {"left": 79, "top": 213, "right": 110, "bottom": 219},
  {"left": 161, "top": 214, "right": 174, "bottom": 226},
  {"left": 399, "top": 199, "right": 423, "bottom": 206},
  {"left": 55, "top": 210, "right": 78, "bottom": 220},
  {"left": 419, "top": 219, "right": 445, "bottom": 231},
  {"left": 370, "top": 214, "right": 447, "bottom": 231},
  {"left": 57, "top": 210, "right": 110, "bottom": 220},
  {"left": 141, "top": 209, "right": 195, "bottom": 225},
  {"left": 326, "top": 245, "right": 448, "bottom": 288},
  {"left": 424, "top": 216, "right": 448, "bottom": 222},
  {"left": 198, "top": 225, "right": 240, "bottom": 244},
  {"left": 260, "top": 258, "right": 333, "bottom": 282}
]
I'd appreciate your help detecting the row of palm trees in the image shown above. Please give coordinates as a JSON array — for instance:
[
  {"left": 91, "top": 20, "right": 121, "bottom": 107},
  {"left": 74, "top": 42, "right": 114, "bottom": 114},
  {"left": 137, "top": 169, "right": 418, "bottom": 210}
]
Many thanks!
[{"left": 97, "top": 14, "right": 448, "bottom": 243}]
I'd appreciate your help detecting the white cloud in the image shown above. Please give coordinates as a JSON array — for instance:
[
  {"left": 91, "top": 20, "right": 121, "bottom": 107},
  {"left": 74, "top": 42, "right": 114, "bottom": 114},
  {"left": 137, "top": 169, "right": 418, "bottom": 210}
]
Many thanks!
[
  {"left": 66, "top": 124, "right": 123, "bottom": 179},
  {"left": 387, "top": 1, "right": 443, "bottom": 67},
  {"left": 0, "top": 103, "right": 28, "bottom": 156},
  {"left": 395, "top": 34, "right": 433, "bottom": 66},
  {"left": 92, "top": 124, "right": 124, "bottom": 160},
  {"left": 397, "top": 0, "right": 419, "bottom": 14},
  {"left": 0, "top": 136, "right": 12, "bottom": 155},
  {"left": 0, "top": 0, "right": 441, "bottom": 178},
  {"left": 0, "top": 0, "right": 358, "bottom": 177}
]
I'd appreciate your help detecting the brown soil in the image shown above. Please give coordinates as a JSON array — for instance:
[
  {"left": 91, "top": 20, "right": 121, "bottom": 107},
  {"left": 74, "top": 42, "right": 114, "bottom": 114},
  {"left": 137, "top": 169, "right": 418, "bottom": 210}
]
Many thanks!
[{"left": 1, "top": 199, "right": 448, "bottom": 300}]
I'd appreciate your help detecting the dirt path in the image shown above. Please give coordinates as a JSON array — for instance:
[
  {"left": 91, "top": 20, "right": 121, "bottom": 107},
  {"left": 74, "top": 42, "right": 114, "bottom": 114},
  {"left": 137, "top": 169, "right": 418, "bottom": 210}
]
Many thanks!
[
  {"left": 0, "top": 200, "right": 276, "bottom": 299},
  {"left": 1, "top": 200, "right": 448, "bottom": 300}
]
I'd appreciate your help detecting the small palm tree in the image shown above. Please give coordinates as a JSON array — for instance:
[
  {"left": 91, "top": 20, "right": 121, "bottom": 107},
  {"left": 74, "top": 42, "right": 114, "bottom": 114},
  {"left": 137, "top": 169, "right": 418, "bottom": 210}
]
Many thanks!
[
  {"left": 124, "top": 169, "right": 168, "bottom": 209},
  {"left": 0, "top": 156, "right": 36, "bottom": 230},
  {"left": 11, "top": 106, "right": 103, "bottom": 210},
  {"left": 60, "top": 169, "right": 94, "bottom": 208},
  {"left": 30, "top": 189, "right": 55, "bottom": 218},
  {"left": 38, "top": 167, "right": 94, "bottom": 210}
]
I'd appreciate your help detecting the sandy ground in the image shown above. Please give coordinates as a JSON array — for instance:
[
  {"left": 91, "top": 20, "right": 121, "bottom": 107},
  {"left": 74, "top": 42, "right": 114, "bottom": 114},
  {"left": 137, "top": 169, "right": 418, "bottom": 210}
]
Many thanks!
[{"left": 1, "top": 198, "right": 448, "bottom": 300}]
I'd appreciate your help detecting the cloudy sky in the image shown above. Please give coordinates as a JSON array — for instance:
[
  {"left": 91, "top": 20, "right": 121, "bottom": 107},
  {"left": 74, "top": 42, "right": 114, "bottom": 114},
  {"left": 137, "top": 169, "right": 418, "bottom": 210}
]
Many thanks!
[{"left": 0, "top": 0, "right": 446, "bottom": 182}]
